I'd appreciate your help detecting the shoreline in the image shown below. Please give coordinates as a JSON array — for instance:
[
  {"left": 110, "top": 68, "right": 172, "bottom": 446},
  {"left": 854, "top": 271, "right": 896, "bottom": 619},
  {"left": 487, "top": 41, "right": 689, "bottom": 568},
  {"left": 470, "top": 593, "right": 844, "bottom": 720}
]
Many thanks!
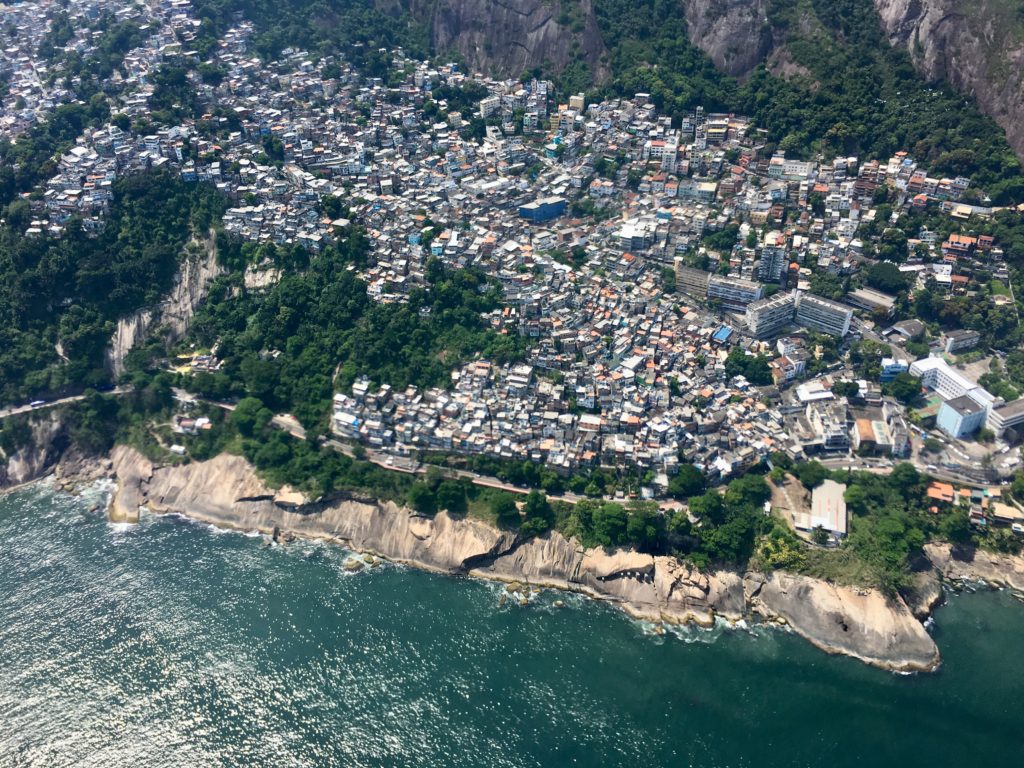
[
  {"left": 102, "top": 446, "right": 945, "bottom": 672},
  {"left": 11, "top": 443, "right": 1023, "bottom": 673}
]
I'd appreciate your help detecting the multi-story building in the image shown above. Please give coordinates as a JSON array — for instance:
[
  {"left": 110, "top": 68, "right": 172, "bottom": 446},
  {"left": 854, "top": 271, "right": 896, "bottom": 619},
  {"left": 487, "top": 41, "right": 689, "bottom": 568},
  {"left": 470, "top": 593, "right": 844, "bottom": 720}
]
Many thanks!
[
  {"left": 795, "top": 293, "right": 853, "bottom": 337},
  {"left": 745, "top": 291, "right": 796, "bottom": 339},
  {"left": 937, "top": 395, "right": 988, "bottom": 439},
  {"left": 910, "top": 357, "right": 994, "bottom": 408},
  {"left": 674, "top": 260, "right": 710, "bottom": 297},
  {"left": 807, "top": 400, "right": 850, "bottom": 451},
  {"left": 880, "top": 356, "right": 910, "bottom": 382},
  {"left": 707, "top": 274, "right": 764, "bottom": 312},
  {"left": 943, "top": 329, "right": 981, "bottom": 355},
  {"left": 987, "top": 398, "right": 1024, "bottom": 437},
  {"left": 757, "top": 230, "right": 787, "bottom": 283},
  {"left": 518, "top": 196, "right": 566, "bottom": 223},
  {"left": 845, "top": 287, "right": 897, "bottom": 316}
]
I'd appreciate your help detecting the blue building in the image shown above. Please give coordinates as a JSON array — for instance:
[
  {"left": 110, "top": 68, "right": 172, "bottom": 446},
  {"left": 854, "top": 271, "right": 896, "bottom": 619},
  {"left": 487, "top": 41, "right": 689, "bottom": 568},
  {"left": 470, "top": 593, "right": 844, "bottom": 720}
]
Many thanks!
[
  {"left": 936, "top": 395, "right": 988, "bottom": 439},
  {"left": 519, "top": 197, "right": 566, "bottom": 223},
  {"left": 879, "top": 356, "right": 909, "bottom": 383}
]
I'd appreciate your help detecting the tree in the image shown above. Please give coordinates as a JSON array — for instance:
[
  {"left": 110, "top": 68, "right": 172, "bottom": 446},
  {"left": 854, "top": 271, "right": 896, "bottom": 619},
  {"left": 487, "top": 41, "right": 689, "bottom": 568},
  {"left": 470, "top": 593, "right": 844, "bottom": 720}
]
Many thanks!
[
  {"left": 434, "top": 480, "right": 467, "bottom": 515},
  {"left": 668, "top": 464, "right": 705, "bottom": 500},
  {"left": 724, "top": 474, "right": 771, "bottom": 510},
  {"left": 407, "top": 482, "right": 436, "bottom": 516},
  {"left": 491, "top": 494, "right": 520, "bottom": 528},
  {"left": 794, "top": 461, "right": 830, "bottom": 490},
  {"left": 625, "top": 502, "right": 665, "bottom": 552},
  {"left": 810, "top": 525, "right": 830, "bottom": 546},
  {"left": 887, "top": 372, "right": 922, "bottom": 405},
  {"left": 939, "top": 511, "right": 972, "bottom": 544},
  {"left": 230, "top": 396, "right": 271, "bottom": 437},
  {"left": 688, "top": 492, "right": 727, "bottom": 526},
  {"left": 520, "top": 490, "right": 554, "bottom": 536},
  {"left": 831, "top": 380, "right": 860, "bottom": 399},
  {"left": 592, "top": 503, "right": 629, "bottom": 547},
  {"left": 866, "top": 262, "right": 907, "bottom": 294}
]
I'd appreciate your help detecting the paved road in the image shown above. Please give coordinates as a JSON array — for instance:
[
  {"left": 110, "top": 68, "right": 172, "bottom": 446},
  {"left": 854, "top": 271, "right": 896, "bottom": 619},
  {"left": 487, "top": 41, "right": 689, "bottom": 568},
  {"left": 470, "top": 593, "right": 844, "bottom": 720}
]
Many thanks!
[
  {"left": 818, "top": 455, "right": 998, "bottom": 488},
  {"left": 0, "top": 387, "right": 132, "bottom": 422}
]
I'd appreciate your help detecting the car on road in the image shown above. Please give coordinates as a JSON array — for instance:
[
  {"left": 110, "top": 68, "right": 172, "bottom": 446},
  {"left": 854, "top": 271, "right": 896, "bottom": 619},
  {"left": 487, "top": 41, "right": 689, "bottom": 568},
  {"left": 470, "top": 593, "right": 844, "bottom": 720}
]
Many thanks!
[{"left": 29, "top": 400, "right": 46, "bottom": 408}]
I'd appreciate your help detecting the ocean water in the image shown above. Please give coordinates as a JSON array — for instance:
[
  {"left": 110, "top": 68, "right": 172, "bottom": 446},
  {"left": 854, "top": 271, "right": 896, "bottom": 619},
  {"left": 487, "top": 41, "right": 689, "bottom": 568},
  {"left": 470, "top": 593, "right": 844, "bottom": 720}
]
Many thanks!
[{"left": 0, "top": 484, "right": 1022, "bottom": 768}]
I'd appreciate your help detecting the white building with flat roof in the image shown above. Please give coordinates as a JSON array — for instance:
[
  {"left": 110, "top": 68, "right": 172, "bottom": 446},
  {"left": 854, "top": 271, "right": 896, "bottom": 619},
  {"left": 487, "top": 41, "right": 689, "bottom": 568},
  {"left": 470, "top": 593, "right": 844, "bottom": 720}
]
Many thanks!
[
  {"left": 910, "top": 356, "right": 994, "bottom": 409},
  {"left": 746, "top": 291, "right": 797, "bottom": 338},
  {"left": 795, "top": 293, "right": 853, "bottom": 337}
]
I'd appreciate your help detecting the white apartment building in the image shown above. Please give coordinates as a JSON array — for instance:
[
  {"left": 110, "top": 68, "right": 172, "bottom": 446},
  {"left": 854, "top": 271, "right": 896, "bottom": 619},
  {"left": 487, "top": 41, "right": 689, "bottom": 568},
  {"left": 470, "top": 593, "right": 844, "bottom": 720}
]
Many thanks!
[
  {"left": 795, "top": 293, "right": 853, "bottom": 337},
  {"left": 746, "top": 291, "right": 797, "bottom": 339}
]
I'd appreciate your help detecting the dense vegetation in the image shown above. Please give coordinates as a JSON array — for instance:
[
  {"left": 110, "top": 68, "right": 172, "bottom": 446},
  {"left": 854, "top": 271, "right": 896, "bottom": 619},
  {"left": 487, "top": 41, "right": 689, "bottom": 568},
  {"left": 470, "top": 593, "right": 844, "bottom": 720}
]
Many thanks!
[
  {"left": 183, "top": 238, "right": 526, "bottom": 429},
  {"left": 0, "top": 170, "right": 226, "bottom": 403},
  {"left": 189, "top": 0, "right": 430, "bottom": 76},
  {"left": 769, "top": 459, "right": 994, "bottom": 593},
  {"left": 591, "top": 0, "right": 1023, "bottom": 199}
]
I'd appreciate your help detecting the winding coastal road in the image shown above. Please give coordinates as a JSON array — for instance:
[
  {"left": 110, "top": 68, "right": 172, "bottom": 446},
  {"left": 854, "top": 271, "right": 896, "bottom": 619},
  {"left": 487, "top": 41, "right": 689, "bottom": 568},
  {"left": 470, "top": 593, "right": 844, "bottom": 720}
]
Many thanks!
[{"left": 0, "top": 387, "right": 132, "bottom": 422}]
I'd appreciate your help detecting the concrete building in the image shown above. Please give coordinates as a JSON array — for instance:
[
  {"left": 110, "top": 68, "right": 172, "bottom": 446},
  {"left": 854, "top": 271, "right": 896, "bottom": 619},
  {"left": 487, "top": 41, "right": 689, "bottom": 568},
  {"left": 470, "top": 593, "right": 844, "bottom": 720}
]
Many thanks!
[
  {"left": 518, "top": 196, "right": 566, "bottom": 223},
  {"left": 792, "top": 479, "right": 848, "bottom": 540},
  {"left": 943, "top": 329, "right": 981, "bottom": 355},
  {"left": 809, "top": 479, "right": 848, "bottom": 538},
  {"left": 987, "top": 398, "right": 1024, "bottom": 438},
  {"left": 910, "top": 357, "right": 994, "bottom": 408},
  {"left": 757, "top": 230, "right": 787, "bottom": 283},
  {"left": 845, "top": 287, "right": 897, "bottom": 315},
  {"left": 675, "top": 260, "right": 711, "bottom": 297},
  {"left": 745, "top": 291, "right": 796, "bottom": 339},
  {"left": 795, "top": 293, "right": 853, "bottom": 337},
  {"left": 880, "top": 356, "right": 910, "bottom": 382},
  {"left": 707, "top": 274, "right": 764, "bottom": 312},
  {"left": 937, "top": 395, "right": 988, "bottom": 439}
]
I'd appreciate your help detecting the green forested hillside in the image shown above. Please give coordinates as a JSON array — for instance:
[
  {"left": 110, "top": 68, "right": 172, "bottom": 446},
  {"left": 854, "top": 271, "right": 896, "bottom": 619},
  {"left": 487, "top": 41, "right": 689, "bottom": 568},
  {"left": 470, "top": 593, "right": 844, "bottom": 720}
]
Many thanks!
[
  {"left": 0, "top": 171, "right": 226, "bottom": 402},
  {"left": 185, "top": 239, "right": 526, "bottom": 429}
]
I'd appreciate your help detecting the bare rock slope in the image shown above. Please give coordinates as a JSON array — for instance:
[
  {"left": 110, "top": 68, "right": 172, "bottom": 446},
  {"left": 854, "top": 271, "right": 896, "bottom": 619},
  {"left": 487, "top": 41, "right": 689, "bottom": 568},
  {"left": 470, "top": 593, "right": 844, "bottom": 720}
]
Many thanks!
[{"left": 391, "top": 0, "right": 608, "bottom": 81}]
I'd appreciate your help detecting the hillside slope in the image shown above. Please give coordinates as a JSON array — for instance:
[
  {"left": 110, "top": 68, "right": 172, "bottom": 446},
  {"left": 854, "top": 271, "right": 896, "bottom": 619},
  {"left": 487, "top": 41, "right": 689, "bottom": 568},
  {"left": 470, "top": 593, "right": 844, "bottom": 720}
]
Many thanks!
[
  {"left": 874, "top": 0, "right": 1024, "bottom": 165},
  {"left": 388, "top": 0, "right": 1024, "bottom": 167}
]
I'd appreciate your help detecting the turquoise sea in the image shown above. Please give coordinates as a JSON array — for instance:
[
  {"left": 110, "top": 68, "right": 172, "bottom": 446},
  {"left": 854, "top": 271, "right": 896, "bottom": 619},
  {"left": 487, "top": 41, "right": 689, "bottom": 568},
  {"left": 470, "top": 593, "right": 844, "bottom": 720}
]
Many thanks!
[{"left": 1, "top": 483, "right": 1022, "bottom": 768}]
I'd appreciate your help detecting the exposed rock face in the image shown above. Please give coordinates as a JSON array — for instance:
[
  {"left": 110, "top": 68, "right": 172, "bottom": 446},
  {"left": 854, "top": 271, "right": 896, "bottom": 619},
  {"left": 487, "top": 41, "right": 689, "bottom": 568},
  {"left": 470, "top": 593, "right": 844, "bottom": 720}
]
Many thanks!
[
  {"left": 389, "top": 0, "right": 609, "bottom": 82},
  {"left": 475, "top": 534, "right": 745, "bottom": 625},
  {"left": 925, "top": 542, "right": 1024, "bottom": 592},
  {"left": 110, "top": 446, "right": 519, "bottom": 572},
  {"left": 874, "top": 0, "right": 1024, "bottom": 161},
  {"left": 745, "top": 572, "right": 941, "bottom": 672},
  {"left": 108, "top": 446, "right": 944, "bottom": 670},
  {"left": 0, "top": 412, "right": 67, "bottom": 489},
  {"left": 680, "top": 0, "right": 772, "bottom": 77},
  {"left": 106, "top": 236, "right": 223, "bottom": 376}
]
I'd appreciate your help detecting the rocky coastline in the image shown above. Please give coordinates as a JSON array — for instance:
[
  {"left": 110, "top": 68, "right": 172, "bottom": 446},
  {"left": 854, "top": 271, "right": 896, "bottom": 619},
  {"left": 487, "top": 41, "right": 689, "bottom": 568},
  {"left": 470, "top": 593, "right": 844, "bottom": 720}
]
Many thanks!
[{"left": 7, "top": 443, "right": 1024, "bottom": 673}]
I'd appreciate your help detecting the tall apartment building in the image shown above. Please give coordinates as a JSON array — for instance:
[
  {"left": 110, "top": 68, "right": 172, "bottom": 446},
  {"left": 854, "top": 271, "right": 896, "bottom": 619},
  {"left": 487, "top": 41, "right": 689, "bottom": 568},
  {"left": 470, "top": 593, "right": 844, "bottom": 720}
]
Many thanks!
[
  {"left": 795, "top": 293, "right": 853, "bottom": 337},
  {"left": 707, "top": 274, "right": 765, "bottom": 312},
  {"left": 757, "top": 230, "right": 787, "bottom": 283},
  {"left": 745, "top": 291, "right": 797, "bottom": 339}
]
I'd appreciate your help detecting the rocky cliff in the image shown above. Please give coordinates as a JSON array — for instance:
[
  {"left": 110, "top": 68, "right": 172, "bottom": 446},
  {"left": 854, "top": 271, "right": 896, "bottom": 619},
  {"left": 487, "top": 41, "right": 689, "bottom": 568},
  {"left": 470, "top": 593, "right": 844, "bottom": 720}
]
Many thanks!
[
  {"left": 925, "top": 541, "right": 1024, "bottom": 592},
  {"left": 388, "top": 0, "right": 608, "bottom": 81},
  {"left": 106, "top": 235, "right": 223, "bottom": 376},
  {"left": 0, "top": 412, "right": 67, "bottom": 490},
  {"left": 105, "top": 446, "right": 941, "bottom": 671},
  {"left": 679, "top": 0, "right": 772, "bottom": 77},
  {"left": 874, "top": 0, "right": 1024, "bottom": 161}
]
